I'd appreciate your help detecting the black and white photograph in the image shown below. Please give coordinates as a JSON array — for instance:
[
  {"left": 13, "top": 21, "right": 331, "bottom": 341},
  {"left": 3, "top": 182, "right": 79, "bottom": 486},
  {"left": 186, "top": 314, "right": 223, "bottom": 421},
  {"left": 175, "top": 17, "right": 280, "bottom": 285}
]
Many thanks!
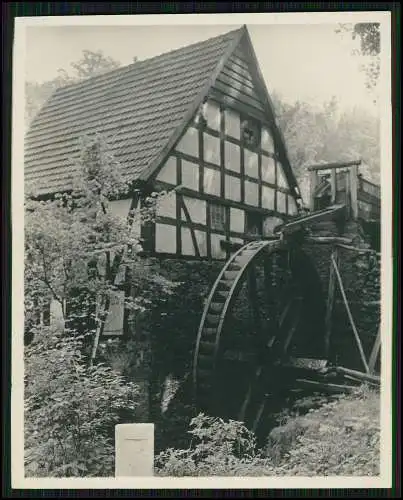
[{"left": 11, "top": 11, "right": 393, "bottom": 489}]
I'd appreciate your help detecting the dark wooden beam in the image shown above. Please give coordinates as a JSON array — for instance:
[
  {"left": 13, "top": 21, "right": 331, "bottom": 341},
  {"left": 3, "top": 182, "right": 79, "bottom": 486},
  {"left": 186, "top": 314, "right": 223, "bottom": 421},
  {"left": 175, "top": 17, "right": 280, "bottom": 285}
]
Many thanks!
[{"left": 307, "top": 160, "right": 362, "bottom": 172}]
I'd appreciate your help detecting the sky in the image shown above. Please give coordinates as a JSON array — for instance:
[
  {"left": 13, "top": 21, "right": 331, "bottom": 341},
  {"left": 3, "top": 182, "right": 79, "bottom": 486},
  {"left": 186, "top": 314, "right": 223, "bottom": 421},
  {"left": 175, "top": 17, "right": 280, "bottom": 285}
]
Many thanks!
[{"left": 23, "top": 22, "right": 377, "bottom": 115}]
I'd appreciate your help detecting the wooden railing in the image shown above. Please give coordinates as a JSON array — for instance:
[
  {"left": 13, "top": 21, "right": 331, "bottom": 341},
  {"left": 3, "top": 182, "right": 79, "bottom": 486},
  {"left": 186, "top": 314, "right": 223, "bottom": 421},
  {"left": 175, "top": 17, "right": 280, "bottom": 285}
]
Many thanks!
[{"left": 307, "top": 160, "right": 380, "bottom": 222}]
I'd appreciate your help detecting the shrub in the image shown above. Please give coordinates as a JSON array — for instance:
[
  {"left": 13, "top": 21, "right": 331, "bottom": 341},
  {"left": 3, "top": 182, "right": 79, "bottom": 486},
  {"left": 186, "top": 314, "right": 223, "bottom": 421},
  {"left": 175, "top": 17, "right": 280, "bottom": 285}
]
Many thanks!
[
  {"left": 273, "top": 385, "right": 380, "bottom": 476},
  {"left": 155, "top": 414, "right": 275, "bottom": 476},
  {"left": 155, "top": 385, "right": 380, "bottom": 477},
  {"left": 24, "top": 325, "right": 139, "bottom": 477}
]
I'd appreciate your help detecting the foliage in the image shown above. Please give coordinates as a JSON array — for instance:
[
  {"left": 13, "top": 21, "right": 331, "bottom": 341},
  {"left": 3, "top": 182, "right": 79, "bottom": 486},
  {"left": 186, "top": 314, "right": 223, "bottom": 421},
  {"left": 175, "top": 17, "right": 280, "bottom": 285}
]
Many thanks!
[
  {"left": 155, "top": 385, "right": 380, "bottom": 477},
  {"left": 25, "top": 50, "right": 122, "bottom": 128},
  {"left": 271, "top": 92, "right": 380, "bottom": 203},
  {"left": 272, "top": 385, "right": 380, "bottom": 476},
  {"left": 336, "top": 23, "right": 381, "bottom": 99},
  {"left": 24, "top": 325, "right": 139, "bottom": 477},
  {"left": 155, "top": 414, "right": 275, "bottom": 476},
  {"left": 25, "top": 133, "right": 175, "bottom": 361}
]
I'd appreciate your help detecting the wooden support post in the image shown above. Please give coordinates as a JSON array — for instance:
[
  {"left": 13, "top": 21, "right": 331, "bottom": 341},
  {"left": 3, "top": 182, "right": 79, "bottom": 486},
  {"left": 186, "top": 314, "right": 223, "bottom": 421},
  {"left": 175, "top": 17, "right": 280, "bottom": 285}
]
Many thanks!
[
  {"left": 115, "top": 424, "right": 154, "bottom": 477},
  {"left": 331, "top": 254, "right": 370, "bottom": 374},
  {"left": 349, "top": 164, "right": 359, "bottom": 220},
  {"left": 324, "top": 247, "right": 337, "bottom": 358},
  {"left": 368, "top": 325, "right": 381, "bottom": 374},
  {"left": 344, "top": 170, "right": 351, "bottom": 217},
  {"left": 309, "top": 169, "right": 319, "bottom": 211},
  {"left": 330, "top": 169, "right": 337, "bottom": 203}
]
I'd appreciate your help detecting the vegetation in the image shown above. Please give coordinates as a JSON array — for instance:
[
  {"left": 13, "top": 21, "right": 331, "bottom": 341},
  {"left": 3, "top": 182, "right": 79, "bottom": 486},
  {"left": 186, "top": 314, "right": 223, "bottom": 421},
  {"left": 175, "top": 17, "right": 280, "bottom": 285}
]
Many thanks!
[
  {"left": 25, "top": 50, "right": 122, "bottom": 128},
  {"left": 24, "top": 325, "right": 138, "bottom": 477},
  {"left": 23, "top": 39, "right": 381, "bottom": 478},
  {"left": 155, "top": 385, "right": 380, "bottom": 477},
  {"left": 24, "top": 134, "right": 177, "bottom": 476}
]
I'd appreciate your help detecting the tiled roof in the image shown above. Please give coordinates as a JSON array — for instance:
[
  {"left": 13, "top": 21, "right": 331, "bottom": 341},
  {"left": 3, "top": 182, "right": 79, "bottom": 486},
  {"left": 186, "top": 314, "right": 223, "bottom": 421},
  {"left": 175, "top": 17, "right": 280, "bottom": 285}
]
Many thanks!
[{"left": 25, "top": 26, "right": 244, "bottom": 195}]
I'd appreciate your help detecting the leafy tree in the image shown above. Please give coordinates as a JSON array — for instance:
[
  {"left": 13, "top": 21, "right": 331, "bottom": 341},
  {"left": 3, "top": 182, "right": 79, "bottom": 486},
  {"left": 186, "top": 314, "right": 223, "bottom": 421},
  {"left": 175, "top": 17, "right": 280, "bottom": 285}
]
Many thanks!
[
  {"left": 25, "top": 132, "right": 176, "bottom": 362},
  {"left": 70, "top": 49, "right": 121, "bottom": 80},
  {"left": 24, "top": 133, "right": 179, "bottom": 476},
  {"left": 336, "top": 23, "right": 381, "bottom": 100},
  {"left": 25, "top": 50, "right": 122, "bottom": 128},
  {"left": 272, "top": 92, "right": 380, "bottom": 203}
]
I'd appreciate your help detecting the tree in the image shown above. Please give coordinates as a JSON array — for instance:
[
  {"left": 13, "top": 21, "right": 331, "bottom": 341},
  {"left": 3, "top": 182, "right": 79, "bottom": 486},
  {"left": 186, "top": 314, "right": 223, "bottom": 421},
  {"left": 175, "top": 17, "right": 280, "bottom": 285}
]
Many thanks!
[
  {"left": 25, "top": 50, "right": 122, "bottom": 128},
  {"left": 25, "top": 133, "right": 176, "bottom": 362},
  {"left": 272, "top": 92, "right": 380, "bottom": 203},
  {"left": 336, "top": 23, "right": 381, "bottom": 100}
]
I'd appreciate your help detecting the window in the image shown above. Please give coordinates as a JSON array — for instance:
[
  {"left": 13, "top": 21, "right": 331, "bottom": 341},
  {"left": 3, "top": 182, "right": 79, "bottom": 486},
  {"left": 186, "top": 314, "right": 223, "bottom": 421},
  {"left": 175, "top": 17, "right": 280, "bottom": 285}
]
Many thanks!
[
  {"left": 241, "top": 117, "right": 260, "bottom": 149},
  {"left": 246, "top": 211, "right": 263, "bottom": 236},
  {"left": 210, "top": 203, "right": 226, "bottom": 231}
]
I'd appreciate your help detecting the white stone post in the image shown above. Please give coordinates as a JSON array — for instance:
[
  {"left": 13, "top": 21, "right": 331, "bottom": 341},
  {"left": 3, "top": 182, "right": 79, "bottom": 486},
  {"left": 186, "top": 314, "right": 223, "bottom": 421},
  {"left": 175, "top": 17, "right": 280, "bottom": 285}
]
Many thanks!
[{"left": 115, "top": 423, "right": 154, "bottom": 477}]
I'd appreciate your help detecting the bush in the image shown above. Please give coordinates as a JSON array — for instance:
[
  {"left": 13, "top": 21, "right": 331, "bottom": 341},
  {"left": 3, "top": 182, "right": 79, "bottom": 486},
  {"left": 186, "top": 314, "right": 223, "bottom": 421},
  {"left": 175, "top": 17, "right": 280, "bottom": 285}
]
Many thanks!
[
  {"left": 24, "top": 325, "right": 139, "bottom": 477},
  {"left": 155, "top": 414, "right": 275, "bottom": 476},
  {"left": 273, "top": 385, "right": 380, "bottom": 476},
  {"left": 155, "top": 385, "right": 380, "bottom": 477}
]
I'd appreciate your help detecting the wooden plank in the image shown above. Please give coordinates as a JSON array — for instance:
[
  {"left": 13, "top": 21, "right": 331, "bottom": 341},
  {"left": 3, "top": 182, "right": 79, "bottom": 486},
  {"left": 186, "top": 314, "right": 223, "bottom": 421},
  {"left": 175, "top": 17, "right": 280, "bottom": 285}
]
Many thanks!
[
  {"left": 333, "top": 365, "right": 380, "bottom": 384},
  {"left": 216, "top": 73, "right": 260, "bottom": 103},
  {"left": 220, "top": 66, "right": 255, "bottom": 90},
  {"left": 209, "top": 88, "right": 267, "bottom": 123},
  {"left": 331, "top": 254, "right": 370, "bottom": 373},
  {"left": 181, "top": 197, "right": 201, "bottom": 258},
  {"left": 330, "top": 169, "right": 337, "bottom": 203},
  {"left": 324, "top": 248, "right": 337, "bottom": 357},
  {"left": 307, "top": 160, "right": 362, "bottom": 172},
  {"left": 368, "top": 325, "right": 381, "bottom": 374},
  {"left": 294, "top": 379, "right": 356, "bottom": 394},
  {"left": 213, "top": 80, "right": 264, "bottom": 111},
  {"left": 279, "top": 204, "right": 346, "bottom": 236},
  {"left": 349, "top": 164, "right": 359, "bottom": 219},
  {"left": 309, "top": 170, "right": 319, "bottom": 211}
]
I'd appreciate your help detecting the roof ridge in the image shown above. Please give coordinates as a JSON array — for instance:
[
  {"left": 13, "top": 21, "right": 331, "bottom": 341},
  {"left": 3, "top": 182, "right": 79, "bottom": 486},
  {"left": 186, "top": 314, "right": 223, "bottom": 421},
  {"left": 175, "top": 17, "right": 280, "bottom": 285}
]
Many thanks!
[{"left": 57, "top": 25, "right": 245, "bottom": 93}]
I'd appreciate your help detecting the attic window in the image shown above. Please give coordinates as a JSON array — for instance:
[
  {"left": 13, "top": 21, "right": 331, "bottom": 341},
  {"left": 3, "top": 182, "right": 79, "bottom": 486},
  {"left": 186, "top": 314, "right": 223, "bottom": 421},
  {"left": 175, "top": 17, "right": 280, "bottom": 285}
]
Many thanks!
[{"left": 241, "top": 117, "right": 260, "bottom": 149}]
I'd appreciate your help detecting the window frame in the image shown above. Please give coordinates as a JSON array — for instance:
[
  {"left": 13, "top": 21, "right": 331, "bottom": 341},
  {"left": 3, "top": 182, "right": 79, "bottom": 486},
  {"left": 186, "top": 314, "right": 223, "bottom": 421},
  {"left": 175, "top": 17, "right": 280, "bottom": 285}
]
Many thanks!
[{"left": 209, "top": 202, "right": 226, "bottom": 232}]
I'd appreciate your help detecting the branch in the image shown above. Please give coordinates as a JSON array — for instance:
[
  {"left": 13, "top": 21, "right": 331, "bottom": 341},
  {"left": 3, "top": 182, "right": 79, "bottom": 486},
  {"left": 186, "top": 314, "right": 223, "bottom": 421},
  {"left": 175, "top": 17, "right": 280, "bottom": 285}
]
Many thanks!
[{"left": 39, "top": 250, "right": 62, "bottom": 304}]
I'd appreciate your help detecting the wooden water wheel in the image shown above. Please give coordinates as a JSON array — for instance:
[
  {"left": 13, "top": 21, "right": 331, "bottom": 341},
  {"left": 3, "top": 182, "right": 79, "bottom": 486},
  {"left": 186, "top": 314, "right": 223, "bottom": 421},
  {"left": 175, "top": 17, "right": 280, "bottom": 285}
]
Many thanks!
[{"left": 192, "top": 238, "right": 327, "bottom": 435}]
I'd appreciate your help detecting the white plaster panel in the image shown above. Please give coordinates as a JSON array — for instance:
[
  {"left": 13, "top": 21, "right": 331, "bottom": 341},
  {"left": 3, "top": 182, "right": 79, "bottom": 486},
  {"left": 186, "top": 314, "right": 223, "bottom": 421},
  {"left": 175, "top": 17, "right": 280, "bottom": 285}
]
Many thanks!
[
  {"left": 230, "top": 207, "right": 245, "bottom": 233},
  {"left": 262, "top": 185, "right": 275, "bottom": 210},
  {"left": 156, "top": 191, "right": 176, "bottom": 220},
  {"left": 176, "top": 126, "right": 199, "bottom": 158},
  {"left": 224, "top": 108, "right": 241, "bottom": 139},
  {"left": 182, "top": 196, "right": 206, "bottom": 225},
  {"left": 261, "top": 155, "right": 276, "bottom": 184},
  {"left": 277, "top": 162, "right": 289, "bottom": 189},
  {"left": 181, "top": 159, "right": 199, "bottom": 191},
  {"left": 155, "top": 223, "right": 176, "bottom": 254},
  {"left": 244, "top": 149, "right": 259, "bottom": 179},
  {"left": 210, "top": 233, "right": 226, "bottom": 260},
  {"left": 181, "top": 227, "right": 195, "bottom": 256},
  {"left": 277, "top": 191, "right": 287, "bottom": 214},
  {"left": 245, "top": 180, "right": 259, "bottom": 207},
  {"left": 225, "top": 174, "right": 241, "bottom": 202},
  {"left": 204, "top": 133, "right": 221, "bottom": 165},
  {"left": 204, "top": 167, "right": 221, "bottom": 196},
  {"left": 156, "top": 156, "right": 177, "bottom": 185},
  {"left": 225, "top": 141, "right": 240, "bottom": 173}
]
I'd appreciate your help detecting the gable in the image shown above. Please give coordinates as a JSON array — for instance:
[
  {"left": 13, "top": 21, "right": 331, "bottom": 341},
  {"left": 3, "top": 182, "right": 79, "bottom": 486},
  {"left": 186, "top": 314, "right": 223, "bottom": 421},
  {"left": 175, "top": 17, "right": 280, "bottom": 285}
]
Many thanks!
[{"left": 24, "top": 27, "right": 244, "bottom": 196}]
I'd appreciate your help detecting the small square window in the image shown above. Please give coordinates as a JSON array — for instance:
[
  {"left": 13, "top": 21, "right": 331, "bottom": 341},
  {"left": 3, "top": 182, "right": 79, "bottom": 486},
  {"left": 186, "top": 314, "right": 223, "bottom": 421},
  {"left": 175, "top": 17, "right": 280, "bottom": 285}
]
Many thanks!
[
  {"left": 241, "top": 117, "right": 260, "bottom": 149},
  {"left": 210, "top": 203, "right": 226, "bottom": 231}
]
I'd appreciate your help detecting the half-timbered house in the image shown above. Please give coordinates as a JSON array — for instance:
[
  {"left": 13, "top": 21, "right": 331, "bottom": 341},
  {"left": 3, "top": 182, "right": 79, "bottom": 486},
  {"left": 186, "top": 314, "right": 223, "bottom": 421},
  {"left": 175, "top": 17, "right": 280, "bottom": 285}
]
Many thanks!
[{"left": 25, "top": 25, "right": 304, "bottom": 336}]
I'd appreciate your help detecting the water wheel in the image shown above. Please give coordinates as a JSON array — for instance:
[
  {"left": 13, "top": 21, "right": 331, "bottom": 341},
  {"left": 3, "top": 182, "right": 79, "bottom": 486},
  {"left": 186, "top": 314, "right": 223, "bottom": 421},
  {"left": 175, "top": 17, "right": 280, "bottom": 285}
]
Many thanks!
[{"left": 192, "top": 238, "right": 326, "bottom": 436}]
